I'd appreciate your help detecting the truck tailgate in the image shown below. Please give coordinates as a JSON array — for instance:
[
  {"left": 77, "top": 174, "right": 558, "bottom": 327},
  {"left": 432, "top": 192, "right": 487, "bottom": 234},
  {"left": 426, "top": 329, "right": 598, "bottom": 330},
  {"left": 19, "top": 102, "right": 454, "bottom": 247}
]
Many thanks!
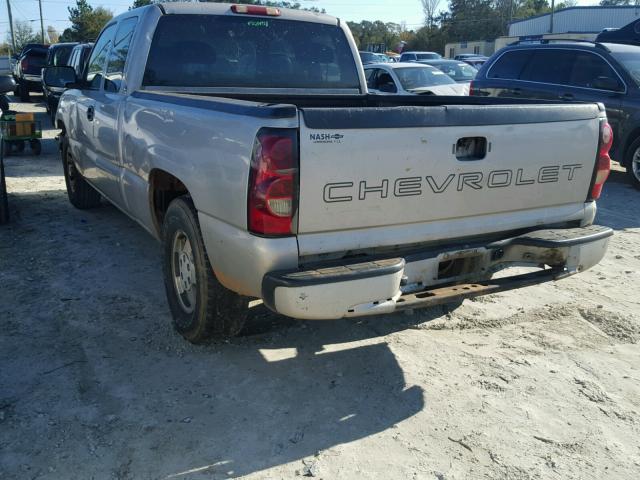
[{"left": 297, "top": 104, "right": 601, "bottom": 241}]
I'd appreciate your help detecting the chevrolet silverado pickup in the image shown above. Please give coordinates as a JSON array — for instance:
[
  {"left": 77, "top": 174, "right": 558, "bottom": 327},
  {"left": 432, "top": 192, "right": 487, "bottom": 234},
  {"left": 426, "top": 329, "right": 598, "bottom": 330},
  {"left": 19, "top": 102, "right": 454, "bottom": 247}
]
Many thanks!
[{"left": 43, "top": 3, "right": 613, "bottom": 343}]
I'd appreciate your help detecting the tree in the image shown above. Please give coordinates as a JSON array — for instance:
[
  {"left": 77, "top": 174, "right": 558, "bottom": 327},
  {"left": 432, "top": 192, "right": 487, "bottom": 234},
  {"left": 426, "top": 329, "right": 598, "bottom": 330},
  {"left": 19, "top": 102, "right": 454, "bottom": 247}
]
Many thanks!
[
  {"left": 131, "top": 0, "right": 153, "bottom": 8},
  {"left": 421, "top": 0, "right": 442, "bottom": 27},
  {"left": 600, "top": 0, "right": 631, "bottom": 5},
  {"left": 47, "top": 26, "right": 59, "bottom": 44},
  {"left": 6, "top": 20, "right": 39, "bottom": 52},
  {"left": 59, "top": 0, "right": 113, "bottom": 42}
]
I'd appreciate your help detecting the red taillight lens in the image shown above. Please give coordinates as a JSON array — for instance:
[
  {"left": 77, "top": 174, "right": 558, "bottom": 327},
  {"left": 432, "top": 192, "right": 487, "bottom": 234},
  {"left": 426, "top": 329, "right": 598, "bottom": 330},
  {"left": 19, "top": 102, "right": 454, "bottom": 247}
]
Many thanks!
[
  {"left": 21, "top": 58, "right": 28, "bottom": 71},
  {"left": 590, "top": 121, "right": 612, "bottom": 200},
  {"left": 469, "top": 80, "right": 474, "bottom": 96},
  {"left": 231, "top": 4, "right": 281, "bottom": 16},
  {"left": 248, "top": 129, "right": 298, "bottom": 236}
]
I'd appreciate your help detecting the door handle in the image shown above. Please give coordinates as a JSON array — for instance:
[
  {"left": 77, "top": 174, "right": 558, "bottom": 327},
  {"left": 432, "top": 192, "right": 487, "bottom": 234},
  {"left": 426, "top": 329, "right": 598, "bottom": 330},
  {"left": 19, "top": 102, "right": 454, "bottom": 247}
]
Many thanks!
[
  {"left": 87, "top": 105, "right": 94, "bottom": 121},
  {"left": 559, "top": 93, "right": 574, "bottom": 101}
]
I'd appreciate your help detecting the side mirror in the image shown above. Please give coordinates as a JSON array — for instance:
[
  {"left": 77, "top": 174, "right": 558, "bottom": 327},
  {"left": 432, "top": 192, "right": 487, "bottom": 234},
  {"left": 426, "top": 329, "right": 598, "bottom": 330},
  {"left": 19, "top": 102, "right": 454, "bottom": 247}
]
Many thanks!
[
  {"left": 592, "top": 76, "right": 621, "bottom": 92},
  {"left": 0, "top": 75, "right": 16, "bottom": 94},
  {"left": 43, "top": 66, "right": 79, "bottom": 89}
]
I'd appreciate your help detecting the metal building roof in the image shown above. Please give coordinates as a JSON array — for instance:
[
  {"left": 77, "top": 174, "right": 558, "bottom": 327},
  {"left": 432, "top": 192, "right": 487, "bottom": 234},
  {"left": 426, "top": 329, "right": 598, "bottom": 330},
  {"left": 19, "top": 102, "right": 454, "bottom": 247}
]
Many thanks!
[{"left": 509, "top": 6, "right": 640, "bottom": 37}]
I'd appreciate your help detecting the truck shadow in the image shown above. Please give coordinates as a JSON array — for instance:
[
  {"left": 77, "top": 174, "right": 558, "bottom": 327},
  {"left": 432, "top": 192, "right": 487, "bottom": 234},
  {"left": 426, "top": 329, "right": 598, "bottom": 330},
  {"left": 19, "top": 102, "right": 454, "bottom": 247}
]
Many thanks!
[
  {"left": 162, "top": 332, "right": 426, "bottom": 478},
  {"left": 1, "top": 189, "right": 427, "bottom": 479}
]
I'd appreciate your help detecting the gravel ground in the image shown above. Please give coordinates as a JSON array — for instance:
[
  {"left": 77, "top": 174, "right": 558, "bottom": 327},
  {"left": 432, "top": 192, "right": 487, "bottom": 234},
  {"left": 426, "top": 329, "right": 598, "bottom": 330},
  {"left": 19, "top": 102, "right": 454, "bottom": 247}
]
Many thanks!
[{"left": 1, "top": 97, "right": 639, "bottom": 480}]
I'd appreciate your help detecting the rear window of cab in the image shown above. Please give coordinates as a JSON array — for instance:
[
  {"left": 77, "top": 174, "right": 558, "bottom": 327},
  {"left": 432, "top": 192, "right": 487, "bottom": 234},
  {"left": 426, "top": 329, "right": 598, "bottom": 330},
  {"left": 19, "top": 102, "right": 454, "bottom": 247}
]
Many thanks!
[{"left": 143, "top": 15, "right": 360, "bottom": 90}]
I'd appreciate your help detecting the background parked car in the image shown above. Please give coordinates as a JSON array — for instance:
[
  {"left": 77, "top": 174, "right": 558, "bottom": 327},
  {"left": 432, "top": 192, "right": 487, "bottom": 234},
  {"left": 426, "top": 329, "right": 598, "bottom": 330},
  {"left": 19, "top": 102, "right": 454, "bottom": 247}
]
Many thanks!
[
  {"left": 359, "top": 51, "right": 380, "bottom": 65},
  {"left": 454, "top": 53, "right": 480, "bottom": 60},
  {"left": 421, "top": 59, "right": 478, "bottom": 84},
  {"left": 365, "top": 62, "right": 467, "bottom": 95},
  {"left": 0, "top": 56, "right": 11, "bottom": 76},
  {"left": 462, "top": 56, "right": 488, "bottom": 68},
  {"left": 399, "top": 51, "right": 442, "bottom": 62},
  {"left": 67, "top": 42, "right": 94, "bottom": 79},
  {"left": 13, "top": 45, "right": 48, "bottom": 101},
  {"left": 42, "top": 43, "right": 78, "bottom": 119},
  {"left": 472, "top": 40, "right": 640, "bottom": 188}
]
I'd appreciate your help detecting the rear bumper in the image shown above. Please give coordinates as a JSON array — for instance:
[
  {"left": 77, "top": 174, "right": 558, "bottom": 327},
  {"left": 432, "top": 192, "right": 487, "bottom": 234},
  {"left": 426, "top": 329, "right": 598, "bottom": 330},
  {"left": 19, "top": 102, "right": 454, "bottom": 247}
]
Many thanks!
[
  {"left": 19, "top": 77, "right": 42, "bottom": 90},
  {"left": 262, "top": 225, "right": 613, "bottom": 320}
]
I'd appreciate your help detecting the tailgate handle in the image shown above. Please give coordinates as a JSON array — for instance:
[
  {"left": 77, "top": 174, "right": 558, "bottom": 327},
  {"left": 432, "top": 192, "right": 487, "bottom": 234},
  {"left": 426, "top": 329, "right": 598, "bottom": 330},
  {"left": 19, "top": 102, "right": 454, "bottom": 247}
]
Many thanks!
[{"left": 454, "top": 137, "right": 488, "bottom": 161}]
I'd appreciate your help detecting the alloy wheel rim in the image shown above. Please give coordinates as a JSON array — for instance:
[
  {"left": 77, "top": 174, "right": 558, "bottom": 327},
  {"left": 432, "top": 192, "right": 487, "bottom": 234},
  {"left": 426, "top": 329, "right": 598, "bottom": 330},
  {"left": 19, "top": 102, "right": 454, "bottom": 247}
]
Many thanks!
[
  {"left": 66, "top": 152, "right": 77, "bottom": 193},
  {"left": 171, "top": 230, "right": 197, "bottom": 314},
  {"left": 633, "top": 148, "right": 640, "bottom": 182}
]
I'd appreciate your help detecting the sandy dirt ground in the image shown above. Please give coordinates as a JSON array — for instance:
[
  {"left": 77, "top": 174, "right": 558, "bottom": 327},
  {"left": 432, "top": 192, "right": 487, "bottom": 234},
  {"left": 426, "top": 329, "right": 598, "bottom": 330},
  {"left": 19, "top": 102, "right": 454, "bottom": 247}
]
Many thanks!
[{"left": 1, "top": 97, "right": 640, "bottom": 480}]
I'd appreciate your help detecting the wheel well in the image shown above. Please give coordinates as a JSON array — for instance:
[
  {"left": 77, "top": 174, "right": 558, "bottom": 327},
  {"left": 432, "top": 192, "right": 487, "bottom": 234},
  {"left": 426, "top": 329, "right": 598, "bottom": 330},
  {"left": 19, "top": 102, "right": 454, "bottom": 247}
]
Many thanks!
[
  {"left": 149, "top": 169, "right": 189, "bottom": 234},
  {"left": 621, "top": 127, "right": 640, "bottom": 165}
]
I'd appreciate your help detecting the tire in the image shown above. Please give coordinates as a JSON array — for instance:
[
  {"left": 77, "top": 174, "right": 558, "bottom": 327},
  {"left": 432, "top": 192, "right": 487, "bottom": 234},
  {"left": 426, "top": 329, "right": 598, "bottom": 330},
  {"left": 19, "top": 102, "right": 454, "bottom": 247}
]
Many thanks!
[
  {"left": 162, "top": 196, "right": 248, "bottom": 343},
  {"left": 0, "top": 144, "right": 9, "bottom": 225},
  {"left": 30, "top": 139, "right": 41, "bottom": 155},
  {"left": 625, "top": 137, "right": 640, "bottom": 190},
  {"left": 19, "top": 83, "right": 29, "bottom": 102},
  {"left": 61, "top": 135, "right": 101, "bottom": 209}
]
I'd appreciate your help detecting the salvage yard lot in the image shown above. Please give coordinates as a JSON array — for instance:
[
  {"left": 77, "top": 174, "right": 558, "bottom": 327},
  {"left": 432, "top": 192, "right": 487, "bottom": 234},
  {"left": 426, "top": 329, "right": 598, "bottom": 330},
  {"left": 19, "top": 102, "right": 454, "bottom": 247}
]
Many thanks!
[{"left": 1, "top": 99, "right": 640, "bottom": 479}]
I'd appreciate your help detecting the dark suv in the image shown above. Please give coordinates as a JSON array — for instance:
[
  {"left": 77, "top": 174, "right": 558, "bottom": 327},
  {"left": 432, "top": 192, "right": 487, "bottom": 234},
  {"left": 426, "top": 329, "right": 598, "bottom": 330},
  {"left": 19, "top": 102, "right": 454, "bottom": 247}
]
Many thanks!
[
  {"left": 42, "top": 43, "right": 77, "bottom": 118},
  {"left": 13, "top": 45, "right": 48, "bottom": 101},
  {"left": 472, "top": 41, "right": 640, "bottom": 188}
]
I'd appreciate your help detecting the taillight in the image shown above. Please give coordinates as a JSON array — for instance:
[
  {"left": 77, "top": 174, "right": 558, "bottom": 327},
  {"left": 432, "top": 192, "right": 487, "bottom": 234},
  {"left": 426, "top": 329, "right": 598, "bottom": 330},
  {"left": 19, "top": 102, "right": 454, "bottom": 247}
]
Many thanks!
[
  {"left": 248, "top": 129, "right": 298, "bottom": 236},
  {"left": 469, "top": 80, "right": 474, "bottom": 96},
  {"left": 589, "top": 121, "right": 612, "bottom": 200},
  {"left": 231, "top": 4, "right": 281, "bottom": 16},
  {"left": 21, "top": 58, "right": 28, "bottom": 71}
]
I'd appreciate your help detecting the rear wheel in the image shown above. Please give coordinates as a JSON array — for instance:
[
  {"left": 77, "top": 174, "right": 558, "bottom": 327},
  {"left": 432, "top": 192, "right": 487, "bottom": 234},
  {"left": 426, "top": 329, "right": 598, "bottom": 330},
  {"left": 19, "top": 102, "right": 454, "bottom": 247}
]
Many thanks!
[
  {"left": 61, "top": 136, "right": 101, "bottom": 209},
  {"left": 162, "top": 196, "right": 248, "bottom": 343},
  {"left": 0, "top": 143, "right": 9, "bottom": 224},
  {"left": 19, "top": 83, "right": 29, "bottom": 102},
  {"left": 625, "top": 137, "right": 640, "bottom": 190},
  {"left": 30, "top": 139, "right": 41, "bottom": 155}
]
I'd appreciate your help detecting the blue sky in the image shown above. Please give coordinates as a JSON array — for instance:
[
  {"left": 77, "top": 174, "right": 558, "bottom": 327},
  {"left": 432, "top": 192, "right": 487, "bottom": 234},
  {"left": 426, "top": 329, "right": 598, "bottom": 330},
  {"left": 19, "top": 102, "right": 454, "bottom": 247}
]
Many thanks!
[{"left": 0, "top": 0, "right": 601, "bottom": 41}]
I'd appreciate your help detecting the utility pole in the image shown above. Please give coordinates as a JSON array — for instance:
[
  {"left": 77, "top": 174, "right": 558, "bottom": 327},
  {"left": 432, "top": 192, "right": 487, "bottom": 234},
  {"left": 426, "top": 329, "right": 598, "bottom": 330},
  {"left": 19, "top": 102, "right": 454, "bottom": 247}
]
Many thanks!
[
  {"left": 550, "top": 0, "right": 555, "bottom": 34},
  {"left": 5, "top": 0, "right": 16, "bottom": 54},
  {"left": 38, "top": 0, "right": 45, "bottom": 43}
]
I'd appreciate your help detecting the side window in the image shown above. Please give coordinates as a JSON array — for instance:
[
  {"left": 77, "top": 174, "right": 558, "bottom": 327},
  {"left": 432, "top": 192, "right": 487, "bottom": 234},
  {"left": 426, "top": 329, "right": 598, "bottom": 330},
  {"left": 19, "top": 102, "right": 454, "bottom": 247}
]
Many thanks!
[
  {"left": 569, "top": 52, "right": 623, "bottom": 91},
  {"left": 375, "top": 70, "right": 397, "bottom": 92},
  {"left": 487, "top": 50, "right": 533, "bottom": 80},
  {"left": 85, "top": 24, "right": 117, "bottom": 90},
  {"left": 365, "top": 69, "right": 378, "bottom": 89},
  {"left": 80, "top": 47, "right": 92, "bottom": 77},
  {"left": 105, "top": 17, "right": 138, "bottom": 93},
  {"left": 68, "top": 49, "right": 77, "bottom": 70},
  {"left": 520, "top": 50, "right": 575, "bottom": 85}
]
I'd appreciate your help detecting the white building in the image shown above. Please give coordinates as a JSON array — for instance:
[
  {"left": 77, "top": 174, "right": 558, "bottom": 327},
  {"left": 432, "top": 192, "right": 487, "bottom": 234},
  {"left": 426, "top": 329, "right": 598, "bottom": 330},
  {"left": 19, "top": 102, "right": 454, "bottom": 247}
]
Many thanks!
[{"left": 508, "top": 6, "right": 640, "bottom": 37}]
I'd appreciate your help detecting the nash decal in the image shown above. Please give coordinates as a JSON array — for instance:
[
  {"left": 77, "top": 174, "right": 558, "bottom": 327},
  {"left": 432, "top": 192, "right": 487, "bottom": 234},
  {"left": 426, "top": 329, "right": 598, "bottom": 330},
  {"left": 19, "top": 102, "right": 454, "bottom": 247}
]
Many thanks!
[{"left": 310, "top": 133, "right": 344, "bottom": 144}]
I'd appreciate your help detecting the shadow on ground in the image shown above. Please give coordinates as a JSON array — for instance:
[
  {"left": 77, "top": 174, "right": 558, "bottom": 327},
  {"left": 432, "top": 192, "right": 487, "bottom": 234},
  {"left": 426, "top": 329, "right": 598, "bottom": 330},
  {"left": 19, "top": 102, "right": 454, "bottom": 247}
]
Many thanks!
[{"left": 0, "top": 187, "right": 436, "bottom": 478}]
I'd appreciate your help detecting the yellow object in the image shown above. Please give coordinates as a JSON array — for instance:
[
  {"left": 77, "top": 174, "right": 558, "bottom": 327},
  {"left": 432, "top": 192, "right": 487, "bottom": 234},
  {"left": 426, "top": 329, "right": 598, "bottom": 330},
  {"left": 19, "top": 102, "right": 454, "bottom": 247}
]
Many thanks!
[
  {"left": 15, "top": 113, "right": 34, "bottom": 122},
  {"left": 14, "top": 113, "right": 35, "bottom": 136}
]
